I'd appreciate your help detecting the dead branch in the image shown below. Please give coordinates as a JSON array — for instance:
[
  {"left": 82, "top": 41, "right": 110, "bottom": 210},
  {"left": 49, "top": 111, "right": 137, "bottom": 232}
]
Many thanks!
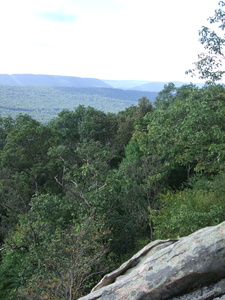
[{"left": 54, "top": 176, "right": 91, "bottom": 208}]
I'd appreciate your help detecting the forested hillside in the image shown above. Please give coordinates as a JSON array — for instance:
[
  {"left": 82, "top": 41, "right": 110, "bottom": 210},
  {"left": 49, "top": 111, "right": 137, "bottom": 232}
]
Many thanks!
[
  {"left": 1, "top": 2, "right": 225, "bottom": 299},
  {"left": 0, "top": 74, "right": 111, "bottom": 88},
  {"left": 0, "top": 85, "right": 157, "bottom": 123},
  {"left": 1, "top": 83, "right": 225, "bottom": 299},
  {"left": 104, "top": 79, "right": 204, "bottom": 91}
]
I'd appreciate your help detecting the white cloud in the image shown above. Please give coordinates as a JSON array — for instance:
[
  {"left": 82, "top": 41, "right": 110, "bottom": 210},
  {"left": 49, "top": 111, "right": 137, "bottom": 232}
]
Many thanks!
[{"left": 0, "top": 0, "right": 221, "bottom": 81}]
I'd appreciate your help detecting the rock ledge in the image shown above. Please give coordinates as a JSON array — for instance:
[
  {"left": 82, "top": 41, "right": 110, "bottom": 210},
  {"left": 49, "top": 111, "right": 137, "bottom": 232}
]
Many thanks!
[{"left": 79, "top": 222, "right": 225, "bottom": 300}]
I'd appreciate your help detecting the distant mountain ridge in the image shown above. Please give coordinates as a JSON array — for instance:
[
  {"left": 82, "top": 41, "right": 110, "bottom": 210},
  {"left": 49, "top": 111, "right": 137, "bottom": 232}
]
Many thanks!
[
  {"left": 0, "top": 74, "right": 205, "bottom": 92},
  {"left": 0, "top": 74, "right": 111, "bottom": 88},
  {"left": 104, "top": 80, "right": 205, "bottom": 92},
  {"left": 102, "top": 80, "right": 150, "bottom": 90},
  {"left": 0, "top": 74, "right": 205, "bottom": 123}
]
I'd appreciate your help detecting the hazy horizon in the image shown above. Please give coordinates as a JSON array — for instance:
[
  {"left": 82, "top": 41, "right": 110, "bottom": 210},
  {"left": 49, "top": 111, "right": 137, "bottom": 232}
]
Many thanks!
[{"left": 0, "top": 0, "right": 220, "bottom": 82}]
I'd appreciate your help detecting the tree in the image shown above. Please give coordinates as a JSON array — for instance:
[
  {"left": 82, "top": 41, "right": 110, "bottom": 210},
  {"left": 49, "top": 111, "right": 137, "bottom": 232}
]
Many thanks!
[
  {"left": 0, "top": 117, "right": 14, "bottom": 150},
  {"left": 151, "top": 172, "right": 225, "bottom": 240},
  {"left": 49, "top": 105, "right": 118, "bottom": 147},
  {"left": 0, "top": 103, "right": 157, "bottom": 299},
  {"left": 120, "top": 84, "right": 225, "bottom": 215},
  {"left": 48, "top": 109, "right": 82, "bottom": 148},
  {"left": 0, "top": 114, "right": 59, "bottom": 242},
  {"left": 115, "top": 97, "right": 153, "bottom": 158},
  {"left": 0, "top": 194, "right": 110, "bottom": 299},
  {"left": 186, "top": 1, "right": 225, "bottom": 82},
  {"left": 154, "top": 83, "right": 177, "bottom": 109}
]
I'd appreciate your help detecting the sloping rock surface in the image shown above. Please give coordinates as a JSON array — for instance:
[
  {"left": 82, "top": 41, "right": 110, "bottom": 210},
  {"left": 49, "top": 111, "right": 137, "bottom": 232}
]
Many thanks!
[{"left": 79, "top": 222, "right": 225, "bottom": 300}]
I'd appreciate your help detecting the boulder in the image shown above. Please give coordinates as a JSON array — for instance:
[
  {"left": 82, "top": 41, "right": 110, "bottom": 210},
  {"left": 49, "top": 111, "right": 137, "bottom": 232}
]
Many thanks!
[{"left": 78, "top": 221, "right": 225, "bottom": 300}]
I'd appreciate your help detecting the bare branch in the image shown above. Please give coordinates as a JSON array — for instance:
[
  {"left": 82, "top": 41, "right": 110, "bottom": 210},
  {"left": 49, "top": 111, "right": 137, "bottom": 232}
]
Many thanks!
[{"left": 54, "top": 176, "right": 91, "bottom": 208}]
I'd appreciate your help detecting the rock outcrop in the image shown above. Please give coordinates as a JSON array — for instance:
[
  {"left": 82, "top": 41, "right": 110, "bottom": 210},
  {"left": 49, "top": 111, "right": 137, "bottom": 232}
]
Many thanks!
[{"left": 79, "top": 221, "right": 225, "bottom": 300}]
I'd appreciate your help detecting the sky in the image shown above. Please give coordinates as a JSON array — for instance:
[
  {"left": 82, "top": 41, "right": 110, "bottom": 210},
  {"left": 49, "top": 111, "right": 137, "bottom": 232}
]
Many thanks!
[{"left": 0, "top": 0, "right": 221, "bottom": 82}]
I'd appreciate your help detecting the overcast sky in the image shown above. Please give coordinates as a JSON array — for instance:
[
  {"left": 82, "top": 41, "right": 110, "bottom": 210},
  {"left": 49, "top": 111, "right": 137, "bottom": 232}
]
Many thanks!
[{"left": 0, "top": 0, "right": 220, "bottom": 82}]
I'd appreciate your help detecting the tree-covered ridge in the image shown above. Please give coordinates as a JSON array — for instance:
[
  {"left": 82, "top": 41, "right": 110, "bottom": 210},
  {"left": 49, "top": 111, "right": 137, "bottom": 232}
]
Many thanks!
[
  {"left": 0, "top": 74, "right": 111, "bottom": 88},
  {"left": 1, "top": 2, "right": 225, "bottom": 298},
  {"left": 0, "top": 85, "right": 157, "bottom": 123},
  {"left": 0, "top": 83, "right": 225, "bottom": 299}
]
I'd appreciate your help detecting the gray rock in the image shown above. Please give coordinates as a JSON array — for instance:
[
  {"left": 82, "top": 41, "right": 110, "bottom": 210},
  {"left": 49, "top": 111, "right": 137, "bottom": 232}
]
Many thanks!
[{"left": 78, "top": 221, "right": 225, "bottom": 300}]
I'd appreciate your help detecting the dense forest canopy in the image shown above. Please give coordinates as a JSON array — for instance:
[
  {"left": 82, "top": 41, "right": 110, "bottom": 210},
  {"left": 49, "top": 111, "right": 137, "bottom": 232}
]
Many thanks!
[
  {"left": 0, "top": 85, "right": 157, "bottom": 123},
  {"left": 1, "top": 84, "right": 225, "bottom": 299},
  {"left": 1, "top": 2, "right": 225, "bottom": 299}
]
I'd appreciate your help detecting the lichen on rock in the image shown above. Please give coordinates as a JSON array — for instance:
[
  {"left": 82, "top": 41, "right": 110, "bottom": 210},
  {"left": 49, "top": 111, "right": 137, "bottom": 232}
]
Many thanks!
[{"left": 79, "top": 222, "right": 225, "bottom": 300}]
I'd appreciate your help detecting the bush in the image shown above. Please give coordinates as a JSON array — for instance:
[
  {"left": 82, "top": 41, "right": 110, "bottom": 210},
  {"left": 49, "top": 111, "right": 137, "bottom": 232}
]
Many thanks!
[{"left": 151, "top": 173, "right": 225, "bottom": 239}]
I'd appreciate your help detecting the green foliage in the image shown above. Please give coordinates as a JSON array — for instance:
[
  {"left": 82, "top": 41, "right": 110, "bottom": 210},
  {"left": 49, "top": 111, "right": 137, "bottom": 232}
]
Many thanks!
[
  {"left": 151, "top": 172, "right": 225, "bottom": 239},
  {"left": 0, "top": 193, "right": 111, "bottom": 299},
  {"left": 1, "top": 79, "right": 225, "bottom": 299},
  {"left": 0, "top": 115, "right": 60, "bottom": 239},
  {"left": 97, "top": 169, "right": 149, "bottom": 256},
  {"left": 1, "top": 101, "right": 154, "bottom": 298},
  {"left": 115, "top": 97, "right": 153, "bottom": 157},
  {"left": 77, "top": 106, "right": 115, "bottom": 143},
  {"left": 0, "top": 116, "right": 14, "bottom": 150},
  {"left": 135, "top": 84, "right": 225, "bottom": 177},
  {"left": 118, "top": 83, "right": 225, "bottom": 241},
  {"left": 48, "top": 105, "right": 119, "bottom": 151},
  {"left": 0, "top": 249, "right": 24, "bottom": 299},
  {"left": 186, "top": 1, "right": 225, "bottom": 82},
  {"left": 0, "top": 85, "right": 156, "bottom": 123}
]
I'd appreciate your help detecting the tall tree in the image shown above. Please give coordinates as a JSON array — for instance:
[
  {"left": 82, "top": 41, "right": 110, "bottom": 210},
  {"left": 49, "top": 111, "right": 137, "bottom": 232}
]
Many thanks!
[
  {"left": 0, "top": 114, "right": 59, "bottom": 241},
  {"left": 186, "top": 1, "right": 225, "bottom": 82}
]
